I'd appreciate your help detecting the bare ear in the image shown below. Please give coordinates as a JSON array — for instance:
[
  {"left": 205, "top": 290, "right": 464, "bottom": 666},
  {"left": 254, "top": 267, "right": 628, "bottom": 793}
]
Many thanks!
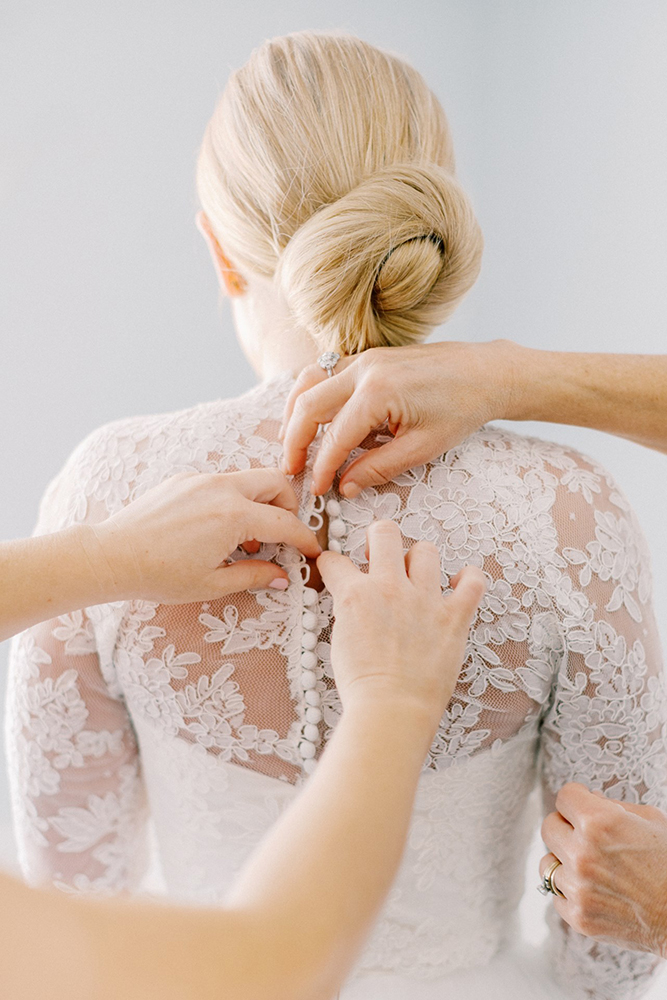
[{"left": 195, "top": 211, "right": 247, "bottom": 297}]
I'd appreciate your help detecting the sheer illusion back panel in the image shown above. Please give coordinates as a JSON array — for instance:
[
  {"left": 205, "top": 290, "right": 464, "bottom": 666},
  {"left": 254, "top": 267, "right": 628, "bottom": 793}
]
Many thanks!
[{"left": 6, "top": 373, "right": 666, "bottom": 998}]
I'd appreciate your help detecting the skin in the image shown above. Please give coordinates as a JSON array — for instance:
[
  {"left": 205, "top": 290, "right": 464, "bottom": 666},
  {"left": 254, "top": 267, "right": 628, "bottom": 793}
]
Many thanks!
[
  {"left": 540, "top": 784, "right": 667, "bottom": 960},
  {"left": 0, "top": 468, "right": 321, "bottom": 644},
  {"left": 0, "top": 215, "right": 487, "bottom": 998},
  {"left": 0, "top": 523, "right": 486, "bottom": 1000},
  {"left": 274, "top": 325, "right": 667, "bottom": 958},
  {"left": 279, "top": 341, "right": 667, "bottom": 497}
]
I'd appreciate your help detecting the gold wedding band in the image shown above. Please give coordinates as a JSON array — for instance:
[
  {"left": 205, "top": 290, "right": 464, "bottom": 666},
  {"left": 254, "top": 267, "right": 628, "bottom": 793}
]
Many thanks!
[{"left": 538, "top": 858, "right": 566, "bottom": 898}]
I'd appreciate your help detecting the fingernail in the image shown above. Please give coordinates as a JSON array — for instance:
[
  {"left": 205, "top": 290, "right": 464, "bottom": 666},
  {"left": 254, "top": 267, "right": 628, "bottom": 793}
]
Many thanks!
[
  {"left": 341, "top": 482, "right": 361, "bottom": 499},
  {"left": 269, "top": 578, "right": 289, "bottom": 590},
  {"left": 278, "top": 424, "right": 285, "bottom": 441}
]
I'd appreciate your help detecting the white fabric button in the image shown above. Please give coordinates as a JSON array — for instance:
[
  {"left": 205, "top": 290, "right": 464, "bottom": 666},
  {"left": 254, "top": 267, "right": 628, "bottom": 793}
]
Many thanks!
[
  {"left": 303, "top": 588, "right": 318, "bottom": 606},
  {"left": 299, "top": 740, "right": 316, "bottom": 759},
  {"left": 305, "top": 706, "right": 322, "bottom": 724},
  {"left": 301, "top": 650, "right": 317, "bottom": 670},
  {"left": 303, "top": 757, "right": 317, "bottom": 775},
  {"left": 328, "top": 539, "right": 342, "bottom": 553},
  {"left": 305, "top": 689, "right": 321, "bottom": 707},
  {"left": 303, "top": 723, "right": 320, "bottom": 743},
  {"left": 329, "top": 518, "right": 346, "bottom": 538},
  {"left": 301, "top": 670, "right": 317, "bottom": 690},
  {"left": 302, "top": 611, "right": 318, "bottom": 632},
  {"left": 326, "top": 499, "right": 341, "bottom": 517},
  {"left": 302, "top": 631, "right": 317, "bottom": 650}
]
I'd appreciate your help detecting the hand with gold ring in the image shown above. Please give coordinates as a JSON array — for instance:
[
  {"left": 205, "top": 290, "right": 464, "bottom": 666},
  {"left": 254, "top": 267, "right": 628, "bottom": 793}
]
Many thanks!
[{"left": 539, "top": 782, "right": 667, "bottom": 957}]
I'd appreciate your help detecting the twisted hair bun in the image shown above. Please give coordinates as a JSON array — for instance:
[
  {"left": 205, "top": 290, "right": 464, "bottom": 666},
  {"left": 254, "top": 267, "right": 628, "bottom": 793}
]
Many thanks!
[
  {"left": 197, "top": 33, "right": 484, "bottom": 352},
  {"left": 276, "top": 165, "right": 482, "bottom": 353}
]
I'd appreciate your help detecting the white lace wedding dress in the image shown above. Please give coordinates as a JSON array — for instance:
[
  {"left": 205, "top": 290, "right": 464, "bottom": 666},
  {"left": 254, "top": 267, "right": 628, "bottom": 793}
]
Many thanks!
[{"left": 6, "top": 373, "right": 667, "bottom": 999}]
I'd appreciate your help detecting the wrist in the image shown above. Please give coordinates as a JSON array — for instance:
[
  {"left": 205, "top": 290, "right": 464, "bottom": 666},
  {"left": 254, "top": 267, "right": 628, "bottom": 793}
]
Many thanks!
[
  {"left": 342, "top": 687, "right": 442, "bottom": 750},
  {"left": 484, "top": 340, "right": 535, "bottom": 422},
  {"left": 75, "top": 521, "right": 131, "bottom": 604}
]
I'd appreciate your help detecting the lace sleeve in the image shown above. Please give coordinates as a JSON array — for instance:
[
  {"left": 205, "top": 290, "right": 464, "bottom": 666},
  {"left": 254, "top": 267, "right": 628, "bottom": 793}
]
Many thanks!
[
  {"left": 5, "top": 424, "right": 149, "bottom": 894},
  {"left": 539, "top": 449, "right": 667, "bottom": 999}
]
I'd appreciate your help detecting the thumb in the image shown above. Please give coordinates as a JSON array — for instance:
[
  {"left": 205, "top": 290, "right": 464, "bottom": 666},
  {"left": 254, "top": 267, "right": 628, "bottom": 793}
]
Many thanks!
[
  {"left": 212, "top": 560, "right": 290, "bottom": 596},
  {"left": 339, "top": 431, "right": 437, "bottom": 498},
  {"left": 443, "top": 566, "right": 487, "bottom": 632},
  {"left": 317, "top": 550, "right": 361, "bottom": 597}
]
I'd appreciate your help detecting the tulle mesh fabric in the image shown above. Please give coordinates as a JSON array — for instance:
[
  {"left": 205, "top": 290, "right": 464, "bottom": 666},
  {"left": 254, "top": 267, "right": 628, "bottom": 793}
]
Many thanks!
[{"left": 6, "top": 372, "right": 667, "bottom": 998}]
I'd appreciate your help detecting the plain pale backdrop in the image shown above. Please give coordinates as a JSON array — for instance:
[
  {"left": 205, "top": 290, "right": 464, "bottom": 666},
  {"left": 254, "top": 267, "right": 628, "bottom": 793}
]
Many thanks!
[{"left": 1, "top": 2, "right": 666, "bottom": 991}]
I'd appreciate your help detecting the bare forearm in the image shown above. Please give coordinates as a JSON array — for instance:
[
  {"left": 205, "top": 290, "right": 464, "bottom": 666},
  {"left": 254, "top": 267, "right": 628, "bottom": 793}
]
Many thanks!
[
  {"left": 222, "top": 699, "right": 435, "bottom": 998},
  {"left": 41, "top": 702, "right": 434, "bottom": 1000},
  {"left": 505, "top": 344, "right": 667, "bottom": 453},
  {"left": 0, "top": 527, "right": 116, "bottom": 642}
]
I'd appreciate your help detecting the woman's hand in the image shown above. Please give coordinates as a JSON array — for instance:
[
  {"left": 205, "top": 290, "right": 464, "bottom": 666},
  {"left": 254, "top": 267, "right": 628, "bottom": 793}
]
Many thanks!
[
  {"left": 540, "top": 783, "right": 667, "bottom": 957},
  {"left": 87, "top": 469, "right": 321, "bottom": 603},
  {"left": 317, "top": 519, "right": 486, "bottom": 723},
  {"left": 280, "top": 340, "right": 518, "bottom": 497}
]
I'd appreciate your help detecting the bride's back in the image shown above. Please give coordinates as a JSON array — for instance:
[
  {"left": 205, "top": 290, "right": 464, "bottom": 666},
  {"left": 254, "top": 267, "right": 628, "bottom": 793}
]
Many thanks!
[
  {"left": 9, "top": 371, "right": 665, "bottom": 998},
  {"left": 7, "top": 29, "right": 667, "bottom": 999}
]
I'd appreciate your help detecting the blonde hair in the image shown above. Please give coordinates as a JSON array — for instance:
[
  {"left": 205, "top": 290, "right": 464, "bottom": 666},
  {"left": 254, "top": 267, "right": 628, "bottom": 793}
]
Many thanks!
[{"left": 197, "top": 31, "right": 483, "bottom": 353}]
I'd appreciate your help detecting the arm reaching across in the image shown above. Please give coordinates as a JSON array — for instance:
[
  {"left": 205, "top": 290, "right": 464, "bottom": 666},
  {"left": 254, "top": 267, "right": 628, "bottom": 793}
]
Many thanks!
[
  {"left": 0, "top": 526, "right": 486, "bottom": 1000},
  {"left": 280, "top": 342, "right": 667, "bottom": 497},
  {"left": 0, "top": 468, "right": 320, "bottom": 642}
]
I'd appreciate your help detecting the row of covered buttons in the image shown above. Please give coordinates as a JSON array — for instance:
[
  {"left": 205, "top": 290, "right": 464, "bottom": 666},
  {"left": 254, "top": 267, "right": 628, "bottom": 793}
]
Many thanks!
[
  {"left": 297, "top": 496, "right": 347, "bottom": 774},
  {"left": 325, "top": 498, "right": 345, "bottom": 552},
  {"left": 299, "top": 586, "right": 322, "bottom": 774}
]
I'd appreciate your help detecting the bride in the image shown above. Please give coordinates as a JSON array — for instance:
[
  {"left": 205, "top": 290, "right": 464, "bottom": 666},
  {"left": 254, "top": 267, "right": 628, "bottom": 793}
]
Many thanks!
[{"left": 7, "top": 31, "right": 666, "bottom": 1000}]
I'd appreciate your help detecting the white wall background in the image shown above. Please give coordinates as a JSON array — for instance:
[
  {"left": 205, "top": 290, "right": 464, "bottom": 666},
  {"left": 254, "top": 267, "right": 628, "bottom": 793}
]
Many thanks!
[{"left": 1, "top": 1, "right": 666, "bottom": 990}]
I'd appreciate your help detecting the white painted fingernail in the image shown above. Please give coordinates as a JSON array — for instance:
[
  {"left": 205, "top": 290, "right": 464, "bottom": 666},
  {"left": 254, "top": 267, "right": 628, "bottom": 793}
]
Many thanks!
[
  {"left": 270, "top": 578, "right": 289, "bottom": 590},
  {"left": 341, "top": 482, "right": 361, "bottom": 499}
]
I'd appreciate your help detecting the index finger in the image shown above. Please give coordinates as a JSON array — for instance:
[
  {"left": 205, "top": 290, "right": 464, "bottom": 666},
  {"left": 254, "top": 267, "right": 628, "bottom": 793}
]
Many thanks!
[
  {"left": 243, "top": 502, "right": 322, "bottom": 559},
  {"left": 226, "top": 468, "right": 300, "bottom": 516},
  {"left": 282, "top": 369, "right": 356, "bottom": 475},
  {"left": 310, "top": 395, "right": 388, "bottom": 495},
  {"left": 281, "top": 364, "right": 328, "bottom": 439}
]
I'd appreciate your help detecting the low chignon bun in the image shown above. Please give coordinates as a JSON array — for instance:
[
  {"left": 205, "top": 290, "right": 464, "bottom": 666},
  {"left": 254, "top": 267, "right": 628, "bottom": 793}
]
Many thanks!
[{"left": 276, "top": 164, "right": 483, "bottom": 354}]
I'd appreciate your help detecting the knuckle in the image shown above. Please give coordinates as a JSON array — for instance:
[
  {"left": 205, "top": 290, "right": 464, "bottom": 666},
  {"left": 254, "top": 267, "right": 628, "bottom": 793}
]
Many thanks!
[
  {"left": 579, "top": 809, "right": 612, "bottom": 842},
  {"left": 365, "top": 369, "right": 390, "bottom": 394},
  {"left": 358, "top": 348, "right": 377, "bottom": 371},
  {"left": 362, "top": 458, "right": 391, "bottom": 486},
  {"left": 295, "top": 365, "right": 318, "bottom": 390},
  {"left": 292, "top": 393, "right": 313, "bottom": 421},
  {"left": 292, "top": 393, "right": 308, "bottom": 423},
  {"left": 323, "top": 420, "right": 344, "bottom": 448}
]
